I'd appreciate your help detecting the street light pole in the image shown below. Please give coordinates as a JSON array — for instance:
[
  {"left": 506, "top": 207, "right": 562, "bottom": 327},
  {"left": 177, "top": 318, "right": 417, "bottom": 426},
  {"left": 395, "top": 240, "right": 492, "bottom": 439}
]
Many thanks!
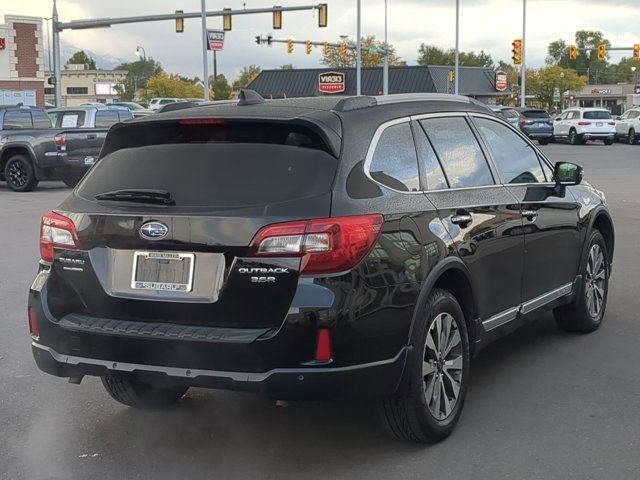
[
  {"left": 52, "top": 0, "right": 62, "bottom": 107},
  {"left": 200, "top": 0, "right": 210, "bottom": 101},
  {"left": 356, "top": 0, "right": 362, "bottom": 95},
  {"left": 135, "top": 45, "right": 147, "bottom": 61},
  {"left": 559, "top": 71, "right": 564, "bottom": 111},
  {"left": 520, "top": 0, "right": 526, "bottom": 108},
  {"left": 454, "top": 0, "right": 459, "bottom": 95},
  {"left": 383, "top": 0, "right": 389, "bottom": 95}
]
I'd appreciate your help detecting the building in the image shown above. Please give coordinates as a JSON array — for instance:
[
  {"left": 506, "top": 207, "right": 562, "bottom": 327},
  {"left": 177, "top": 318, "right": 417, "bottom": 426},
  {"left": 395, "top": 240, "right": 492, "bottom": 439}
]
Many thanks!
[
  {"left": 248, "top": 65, "right": 506, "bottom": 103},
  {"left": 44, "top": 64, "right": 127, "bottom": 106},
  {"left": 0, "top": 15, "right": 45, "bottom": 107},
  {"left": 566, "top": 83, "right": 640, "bottom": 114}
]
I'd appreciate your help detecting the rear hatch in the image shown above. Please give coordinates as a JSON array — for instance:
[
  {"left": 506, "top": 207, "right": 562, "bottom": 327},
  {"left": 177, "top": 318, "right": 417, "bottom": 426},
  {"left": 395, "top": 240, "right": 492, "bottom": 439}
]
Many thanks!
[
  {"left": 582, "top": 110, "right": 615, "bottom": 133},
  {"left": 45, "top": 118, "right": 340, "bottom": 329},
  {"left": 519, "top": 109, "right": 552, "bottom": 132}
]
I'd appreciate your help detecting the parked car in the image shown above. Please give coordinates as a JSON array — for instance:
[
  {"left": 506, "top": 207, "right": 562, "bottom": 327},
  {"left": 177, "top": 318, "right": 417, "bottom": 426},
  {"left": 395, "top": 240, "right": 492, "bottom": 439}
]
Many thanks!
[
  {"left": 0, "top": 105, "right": 131, "bottom": 191},
  {"left": 148, "top": 98, "right": 183, "bottom": 111},
  {"left": 515, "top": 108, "right": 554, "bottom": 145},
  {"left": 488, "top": 105, "right": 520, "bottom": 129},
  {"left": 553, "top": 108, "right": 616, "bottom": 145},
  {"left": 614, "top": 108, "right": 640, "bottom": 145},
  {"left": 29, "top": 91, "right": 614, "bottom": 443},
  {"left": 111, "top": 102, "right": 154, "bottom": 118}
]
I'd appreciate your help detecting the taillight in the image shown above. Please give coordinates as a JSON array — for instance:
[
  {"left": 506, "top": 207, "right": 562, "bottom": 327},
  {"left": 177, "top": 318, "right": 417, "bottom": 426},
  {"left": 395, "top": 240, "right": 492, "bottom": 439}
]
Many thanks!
[
  {"left": 28, "top": 307, "right": 39, "bottom": 340},
  {"left": 608, "top": 122, "right": 615, "bottom": 125},
  {"left": 578, "top": 122, "right": 592, "bottom": 126},
  {"left": 248, "top": 214, "right": 384, "bottom": 275},
  {"left": 40, "top": 211, "right": 79, "bottom": 262},
  {"left": 518, "top": 119, "right": 526, "bottom": 128},
  {"left": 54, "top": 133, "right": 66, "bottom": 146}
]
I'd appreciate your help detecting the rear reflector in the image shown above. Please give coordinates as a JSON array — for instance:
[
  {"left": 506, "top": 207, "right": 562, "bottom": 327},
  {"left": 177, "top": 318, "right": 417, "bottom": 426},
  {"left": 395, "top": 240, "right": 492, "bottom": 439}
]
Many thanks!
[
  {"left": 40, "top": 211, "right": 79, "bottom": 262},
  {"left": 28, "top": 307, "right": 39, "bottom": 340},
  {"left": 314, "top": 328, "right": 332, "bottom": 362},
  {"left": 248, "top": 214, "right": 383, "bottom": 275}
]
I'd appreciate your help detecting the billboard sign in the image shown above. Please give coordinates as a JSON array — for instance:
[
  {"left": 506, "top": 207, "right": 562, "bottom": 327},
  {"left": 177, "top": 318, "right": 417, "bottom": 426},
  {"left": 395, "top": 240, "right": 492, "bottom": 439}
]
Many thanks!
[
  {"left": 318, "top": 72, "right": 345, "bottom": 94},
  {"left": 495, "top": 71, "right": 508, "bottom": 92},
  {"left": 207, "top": 30, "right": 225, "bottom": 51}
]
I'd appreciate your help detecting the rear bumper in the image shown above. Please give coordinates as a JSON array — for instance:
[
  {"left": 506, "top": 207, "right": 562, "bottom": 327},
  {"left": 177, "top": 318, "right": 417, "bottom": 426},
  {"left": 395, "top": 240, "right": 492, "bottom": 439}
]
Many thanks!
[{"left": 523, "top": 130, "right": 553, "bottom": 139}]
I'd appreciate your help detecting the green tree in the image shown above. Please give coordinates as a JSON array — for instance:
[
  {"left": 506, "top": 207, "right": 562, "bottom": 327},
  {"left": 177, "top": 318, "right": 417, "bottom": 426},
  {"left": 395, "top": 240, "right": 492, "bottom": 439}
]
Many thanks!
[
  {"left": 527, "top": 66, "right": 586, "bottom": 109},
  {"left": 321, "top": 36, "right": 405, "bottom": 68},
  {"left": 147, "top": 74, "right": 204, "bottom": 98},
  {"left": 114, "top": 58, "right": 163, "bottom": 101},
  {"left": 233, "top": 65, "right": 262, "bottom": 90},
  {"left": 279, "top": 63, "right": 294, "bottom": 70},
  {"left": 208, "top": 74, "right": 232, "bottom": 100},
  {"left": 546, "top": 39, "right": 569, "bottom": 67},
  {"left": 67, "top": 50, "right": 96, "bottom": 69},
  {"left": 417, "top": 44, "right": 493, "bottom": 68}
]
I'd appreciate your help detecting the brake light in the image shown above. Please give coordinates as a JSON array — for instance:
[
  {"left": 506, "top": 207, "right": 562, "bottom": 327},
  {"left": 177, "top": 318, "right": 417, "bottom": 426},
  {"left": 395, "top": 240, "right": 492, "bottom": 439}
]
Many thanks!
[
  {"left": 28, "top": 307, "right": 39, "bottom": 340},
  {"left": 54, "top": 133, "right": 66, "bottom": 146},
  {"left": 314, "top": 329, "right": 332, "bottom": 362},
  {"left": 608, "top": 122, "right": 615, "bottom": 125},
  {"left": 578, "top": 122, "right": 592, "bottom": 126},
  {"left": 248, "top": 214, "right": 384, "bottom": 275},
  {"left": 40, "top": 211, "right": 79, "bottom": 262},
  {"left": 179, "top": 118, "right": 226, "bottom": 125}
]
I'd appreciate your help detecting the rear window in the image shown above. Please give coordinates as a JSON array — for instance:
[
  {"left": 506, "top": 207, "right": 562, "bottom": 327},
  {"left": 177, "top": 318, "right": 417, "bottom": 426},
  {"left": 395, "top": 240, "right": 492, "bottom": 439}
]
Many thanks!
[
  {"left": 3, "top": 110, "right": 32, "bottom": 129},
  {"left": 584, "top": 111, "right": 612, "bottom": 120},
  {"left": 522, "top": 110, "right": 550, "bottom": 119},
  {"left": 78, "top": 143, "right": 338, "bottom": 208},
  {"left": 95, "top": 110, "right": 119, "bottom": 128}
]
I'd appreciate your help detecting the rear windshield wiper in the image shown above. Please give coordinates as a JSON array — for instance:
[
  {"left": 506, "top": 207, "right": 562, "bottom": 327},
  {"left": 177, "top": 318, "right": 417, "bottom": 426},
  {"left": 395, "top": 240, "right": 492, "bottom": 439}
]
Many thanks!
[{"left": 94, "top": 189, "right": 175, "bottom": 205}]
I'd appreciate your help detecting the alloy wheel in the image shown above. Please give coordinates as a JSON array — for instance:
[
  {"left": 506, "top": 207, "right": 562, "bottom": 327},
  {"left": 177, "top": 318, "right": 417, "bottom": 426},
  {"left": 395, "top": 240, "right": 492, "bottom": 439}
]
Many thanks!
[
  {"left": 629, "top": 129, "right": 636, "bottom": 145},
  {"left": 422, "top": 312, "right": 463, "bottom": 420},
  {"left": 7, "top": 160, "right": 27, "bottom": 188},
  {"left": 585, "top": 244, "right": 606, "bottom": 318}
]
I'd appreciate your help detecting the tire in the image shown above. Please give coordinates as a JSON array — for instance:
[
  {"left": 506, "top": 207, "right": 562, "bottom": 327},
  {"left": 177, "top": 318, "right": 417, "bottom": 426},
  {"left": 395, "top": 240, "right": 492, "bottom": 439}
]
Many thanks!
[
  {"left": 554, "top": 230, "right": 609, "bottom": 334},
  {"left": 538, "top": 138, "right": 550, "bottom": 146},
  {"left": 101, "top": 375, "right": 188, "bottom": 409},
  {"left": 628, "top": 129, "right": 636, "bottom": 145},
  {"left": 379, "top": 289, "right": 470, "bottom": 443},
  {"left": 549, "top": 136, "right": 556, "bottom": 143},
  {"left": 569, "top": 129, "right": 580, "bottom": 145},
  {"left": 604, "top": 138, "right": 614, "bottom": 146},
  {"left": 4, "top": 155, "right": 38, "bottom": 192}
]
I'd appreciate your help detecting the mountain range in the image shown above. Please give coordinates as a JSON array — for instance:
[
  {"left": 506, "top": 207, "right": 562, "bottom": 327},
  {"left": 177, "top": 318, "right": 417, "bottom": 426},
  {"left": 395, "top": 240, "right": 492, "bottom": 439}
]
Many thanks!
[{"left": 42, "top": 39, "right": 129, "bottom": 71}]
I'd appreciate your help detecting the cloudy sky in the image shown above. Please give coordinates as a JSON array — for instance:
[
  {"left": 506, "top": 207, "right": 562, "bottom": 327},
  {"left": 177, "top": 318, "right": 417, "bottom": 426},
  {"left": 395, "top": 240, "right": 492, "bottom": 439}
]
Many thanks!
[{"left": 2, "top": 0, "right": 639, "bottom": 80}]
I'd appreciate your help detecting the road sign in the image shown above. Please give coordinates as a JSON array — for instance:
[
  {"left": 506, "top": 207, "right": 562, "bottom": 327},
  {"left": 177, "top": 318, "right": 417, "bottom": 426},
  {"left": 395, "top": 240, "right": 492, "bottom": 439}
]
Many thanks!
[
  {"left": 207, "top": 29, "right": 225, "bottom": 51},
  {"left": 318, "top": 72, "right": 345, "bottom": 94},
  {"left": 495, "top": 71, "right": 508, "bottom": 92}
]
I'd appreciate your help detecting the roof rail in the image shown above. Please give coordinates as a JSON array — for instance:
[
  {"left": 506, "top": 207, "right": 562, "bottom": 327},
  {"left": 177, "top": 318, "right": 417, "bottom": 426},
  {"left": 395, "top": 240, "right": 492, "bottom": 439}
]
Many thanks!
[
  {"left": 333, "top": 96, "right": 377, "bottom": 112},
  {"left": 375, "top": 93, "right": 471, "bottom": 105},
  {"left": 238, "top": 89, "right": 266, "bottom": 106}
]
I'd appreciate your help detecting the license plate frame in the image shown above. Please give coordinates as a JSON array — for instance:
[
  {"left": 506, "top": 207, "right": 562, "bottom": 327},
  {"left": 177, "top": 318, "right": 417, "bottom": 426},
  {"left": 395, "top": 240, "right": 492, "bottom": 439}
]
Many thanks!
[
  {"left": 596, "top": 122, "right": 603, "bottom": 127},
  {"left": 130, "top": 251, "right": 195, "bottom": 292}
]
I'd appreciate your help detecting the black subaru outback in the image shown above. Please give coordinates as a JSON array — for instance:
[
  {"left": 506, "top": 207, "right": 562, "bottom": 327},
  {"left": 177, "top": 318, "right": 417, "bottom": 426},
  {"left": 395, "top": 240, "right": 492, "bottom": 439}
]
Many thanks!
[{"left": 29, "top": 91, "right": 614, "bottom": 443}]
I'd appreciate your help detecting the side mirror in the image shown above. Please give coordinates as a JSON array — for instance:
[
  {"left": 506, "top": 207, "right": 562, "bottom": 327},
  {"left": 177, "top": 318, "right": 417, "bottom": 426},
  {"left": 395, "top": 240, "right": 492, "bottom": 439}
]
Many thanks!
[
  {"left": 554, "top": 161, "right": 583, "bottom": 186},
  {"left": 615, "top": 116, "right": 622, "bottom": 121}
]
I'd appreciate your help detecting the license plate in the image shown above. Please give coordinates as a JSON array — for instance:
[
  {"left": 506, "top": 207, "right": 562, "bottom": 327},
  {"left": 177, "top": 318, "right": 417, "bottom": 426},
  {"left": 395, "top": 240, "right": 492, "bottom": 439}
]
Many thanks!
[
  {"left": 84, "top": 156, "right": 95, "bottom": 166},
  {"left": 131, "top": 251, "right": 195, "bottom": 292},
  {"left": 596, "top": 122, "right": 603, "bottom": 127}
]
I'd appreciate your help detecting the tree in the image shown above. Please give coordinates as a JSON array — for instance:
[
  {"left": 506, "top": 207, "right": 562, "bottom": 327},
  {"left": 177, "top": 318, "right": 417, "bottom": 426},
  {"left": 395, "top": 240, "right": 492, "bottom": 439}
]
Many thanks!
[
  {"left": 208, "top": 74, "right": 232, "bottom": 100},
  {"left": 114, "top": 58, "right": 163, "bottom": 101},
  {"left": 546, "top": 39, "right": 569, "bottom": 67},
  {"left": 67, "top": 50, "right": 96, "bottom": 70},
  {"left": 527, "top": 66, "right": 586, "bottom": 109},
  {"left": 279, "top": 64, "right": 294, "bottom": 70},
  {"left": 233, "top": 65, "right": 262, "bottom": 90},
  {"left": 147, "top": 74, "right": 204, "bottom": 99},
  {"left": 321, "top": 36, "right": 405, "bottom": 68},
  {"left": 417, "top": 44, "right": 493, "bottom": 68}
]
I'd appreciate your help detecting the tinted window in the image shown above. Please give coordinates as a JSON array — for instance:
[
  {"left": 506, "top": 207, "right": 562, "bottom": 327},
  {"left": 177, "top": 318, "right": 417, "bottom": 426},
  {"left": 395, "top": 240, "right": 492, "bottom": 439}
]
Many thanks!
[
  {"left": 570, "top": 111, "right": 581, "bottom": 120},
  {"left": 369, "top": 122, "right": 420, "bottom": 192},
  {"left": 522, "top": 110, "right": 550, "bottom": 119},
  {"left": 475, "top": 117, "right": 545, "bottom": 184},
  {"left": 584, "top": 111, "right": 611, "bottom": 120},
  {"left": 419, "top": 117, "right": 494, "bottom": 188},
  {"left": 60, "top": 111, "right": 86, "bottom": 128},
  {"left": 94, "top": 110, "right": 119, "bottom": 128},
  {"left": 631, "top": 111, "right": 640, "bottom": 119},
  {"left": 2, "top": 110, "right": 32, "bottom": 129},
  {"left": 117, "top": 110, "right": 133, "bottom": 122},
  {"left": 66, "top": 87, "right": 89, "bottom": 95},
  {"left": 413, "top": 122, "right": 448, "bottom": 190},
  {"left": 31, "top": 110, "right": 53, "bottom": 128}
]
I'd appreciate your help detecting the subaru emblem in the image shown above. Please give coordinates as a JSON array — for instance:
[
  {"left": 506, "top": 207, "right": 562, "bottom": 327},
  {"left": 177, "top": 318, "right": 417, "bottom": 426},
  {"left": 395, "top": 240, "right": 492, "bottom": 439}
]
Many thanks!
[{"left": 140, "top": 221, "right": 169, "bottom": 241}]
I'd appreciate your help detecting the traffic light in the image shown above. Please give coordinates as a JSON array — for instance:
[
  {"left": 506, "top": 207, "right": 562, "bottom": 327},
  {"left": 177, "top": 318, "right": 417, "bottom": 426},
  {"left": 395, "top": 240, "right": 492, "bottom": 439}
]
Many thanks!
[
  {"left": 175, "top": 10, "right": 184, "bottom": 33},
  {"left": 223, "top": 8, "right": 232, "bottom": 31},
  {"left": 569, "top": 45, "right": 577, "bottom": 60},
  {"left": 448, "top": 69, "right": 455, "bottom": 83},
  {"left": 634, "top": 44, "right": 640, "bottom": 59},
  {"left": 318, "top": 4, "right": 328, "bottom": 28},
  {"left": 339, "top": 41, "right": 347, "bottom": 58},
  {"left": 511, "top": 39, "right": 522, "bottom": 66},
  {"left": 305, "top": 40, "right": 312, "bottom": 55},
  {"left": 273, "top": 6, "right": 282, "bottom": 30},
  {"left": 597, "top": 44, "right": 606, "bottom": 60},
  {"left": 287, "top": 39, "right": 294, "bottom": 54},
  {"left": 323, "top": 41, "right": 330, "bottom": 56}
]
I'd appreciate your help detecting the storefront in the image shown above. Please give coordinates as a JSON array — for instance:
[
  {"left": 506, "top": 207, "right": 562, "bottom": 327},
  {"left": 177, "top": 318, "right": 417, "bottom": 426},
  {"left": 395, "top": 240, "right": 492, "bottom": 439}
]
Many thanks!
[
  {"left": 0, "top": 15, "right": 45, "bottom": 107},
  {"left": 566, "top": 84, "right": 640, "bottom": 115},
  {"left": 44, "top": 64, "right": 128, "bottom": 107}
]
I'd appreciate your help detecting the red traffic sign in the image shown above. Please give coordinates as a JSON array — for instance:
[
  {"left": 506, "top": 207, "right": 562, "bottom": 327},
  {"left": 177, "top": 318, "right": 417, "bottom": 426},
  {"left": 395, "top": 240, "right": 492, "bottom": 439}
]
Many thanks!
[
  {"left": 318, "top": 72, "right": 345, "bottom": 94},
  {"left": 207, "top": 30, "right": 225, "bottom": 51},
  {"left": 495, "top": 71, "right": 508, "bottom": 92}
]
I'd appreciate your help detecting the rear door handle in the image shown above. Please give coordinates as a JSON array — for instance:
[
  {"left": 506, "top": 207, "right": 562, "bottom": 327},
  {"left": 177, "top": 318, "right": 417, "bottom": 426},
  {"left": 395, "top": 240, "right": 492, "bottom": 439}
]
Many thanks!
[
  {"left": 522, "top": 209, "right": 538, "bottom": 221},
  {"left": 451, "top": 213, "right": 473, "bottom": 227}
]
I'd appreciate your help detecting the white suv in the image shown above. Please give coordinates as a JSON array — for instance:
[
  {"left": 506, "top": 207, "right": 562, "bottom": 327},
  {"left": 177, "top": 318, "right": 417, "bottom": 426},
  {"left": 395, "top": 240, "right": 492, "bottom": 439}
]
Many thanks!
[
  {"left": 614, "top": 108, "right": 640, "bottom": 145},
  {"left": 148, "top": 98, "right": 181, "bottom": 111},
  {"left": 553, "top": 108, "right": 616, "bottom": 145}
]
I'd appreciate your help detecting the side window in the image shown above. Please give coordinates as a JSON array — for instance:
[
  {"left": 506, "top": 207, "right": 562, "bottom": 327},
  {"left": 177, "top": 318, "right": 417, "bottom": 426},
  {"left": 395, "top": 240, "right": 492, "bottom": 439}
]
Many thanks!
[
  {"left": 571, "top": 111, "right": 581, "bottom": 120},
  {"left": 60, "top": 111, "right": 86, "bottom": 128},
  {"left": 474, "top": 117, "right": 545, "bottom": 184},
  {"left": 419, "top": 117, "right": 494, "bottom": 188},
  {"left": 31, "top": 110, "right": 53, "bottom": 128},
  {"left": 117, "top": 110, "right": 133, "bottom": 122},
  {"left": 3, "top": 110, "right": 33, "bottom": 129},
  {"left": 368, "top": 122, "right": 420, "bottom": 192},
  {"left": 94, "top": 110, "right": 119, "bottom": 128},
  {"left": 412, "top": 122, "right": 448, "bottom": 190}
]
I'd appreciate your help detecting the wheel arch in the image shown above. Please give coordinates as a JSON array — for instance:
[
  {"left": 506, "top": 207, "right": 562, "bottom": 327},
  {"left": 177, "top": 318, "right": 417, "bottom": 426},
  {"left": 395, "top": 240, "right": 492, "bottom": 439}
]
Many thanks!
[
  {"left": 590, "top": 208, "right": 615, "bottom": 266},
  {"left": 0, "top": 144, "right": 37, "bottom": 173}
]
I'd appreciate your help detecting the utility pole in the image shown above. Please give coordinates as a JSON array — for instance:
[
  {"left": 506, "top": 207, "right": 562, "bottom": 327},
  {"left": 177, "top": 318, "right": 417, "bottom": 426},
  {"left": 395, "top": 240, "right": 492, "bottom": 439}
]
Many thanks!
[
  {"left": 200, "top": 0, "right": 210, "bottom": 101},
  {"left": 356, "top": 0, "right": 361, "bottom": 95},
  {"left": 383, "top": 0, "right": 389, "bottom": 95},
  {"left": 52, "top": 0, "right": 61, "bottom": 107},
  {"left": 454, "top": 0, "right": 459, "bottom": 95},
  {"left": 520, "top": 0, "right": 526, "bottom": 107},
  {"left": 212, "top": 50, "right": 218, "bottom": 100}
]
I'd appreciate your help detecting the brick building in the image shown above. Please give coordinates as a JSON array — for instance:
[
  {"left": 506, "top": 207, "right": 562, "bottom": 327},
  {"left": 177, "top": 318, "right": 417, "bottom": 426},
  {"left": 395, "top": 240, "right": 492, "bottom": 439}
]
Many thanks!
[{"left": 0, "top": 15, "right": 45, "bottom": 107}]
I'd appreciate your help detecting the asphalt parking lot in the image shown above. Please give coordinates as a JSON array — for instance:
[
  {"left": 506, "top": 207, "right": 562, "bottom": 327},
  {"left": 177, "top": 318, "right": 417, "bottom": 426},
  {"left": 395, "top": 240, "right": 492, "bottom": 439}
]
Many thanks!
[{"left": 1, "top": 142, "right": 639, "bottom": 480}]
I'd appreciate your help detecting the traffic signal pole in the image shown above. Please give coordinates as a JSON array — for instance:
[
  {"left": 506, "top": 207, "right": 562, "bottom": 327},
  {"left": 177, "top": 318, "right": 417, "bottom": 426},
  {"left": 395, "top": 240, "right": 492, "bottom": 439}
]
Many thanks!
[
  {"left": 454, "top": 0, "right": 459, "bottom": 95},
  {"left": 520, "top": 0, "right": 526, "bottom": 108},
  {"left": 200, "top": 0, "right": 209, "bottom": 101},
  {"left": 356, "top": 0, "right": 362, "bottom": 96}
]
